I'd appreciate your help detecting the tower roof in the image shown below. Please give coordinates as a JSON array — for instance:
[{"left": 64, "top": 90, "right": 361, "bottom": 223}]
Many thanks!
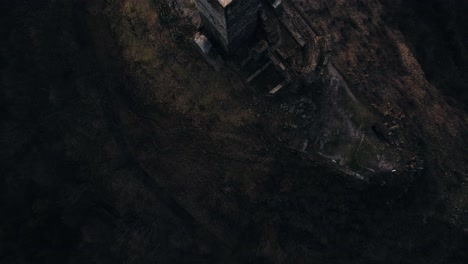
[{"left": 218, "top": 0, "right": 232, "bottom": 7}]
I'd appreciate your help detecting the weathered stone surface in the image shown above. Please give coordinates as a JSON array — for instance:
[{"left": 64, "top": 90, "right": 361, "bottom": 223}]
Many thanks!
[
  {"left": 195, "top": 0, "right": 259, "bottom": 54},
  {"left": 194, "top": 32, "right": 212, "bottom": 53}
]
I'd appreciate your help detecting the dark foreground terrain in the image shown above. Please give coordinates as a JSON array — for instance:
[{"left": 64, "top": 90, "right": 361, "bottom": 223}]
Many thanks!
[{"left": 1, "top": 0, "right": 468, "bottom": 263}]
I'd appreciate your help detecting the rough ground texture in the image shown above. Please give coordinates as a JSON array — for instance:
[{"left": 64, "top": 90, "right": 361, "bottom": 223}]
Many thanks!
[{"left": 1, "top": 0, "right": 468, "bottom": 263}]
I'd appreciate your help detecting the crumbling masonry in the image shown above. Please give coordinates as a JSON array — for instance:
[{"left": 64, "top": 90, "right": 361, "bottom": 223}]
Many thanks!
[
  {"left": 194, "top": 0, "right": 324, "bottom": 95},
  {"left": 194, "top": 0, "right": 260, "bottom": 54}
]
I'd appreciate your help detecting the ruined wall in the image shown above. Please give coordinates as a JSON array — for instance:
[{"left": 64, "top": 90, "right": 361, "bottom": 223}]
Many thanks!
[
  {"left": 225, "top": 0, "right": 259, "bottom": 53},
  {"left": 195, "top": 0, "right": 229, "bottom": 52},
  {"left": 195, "top": 0, "right": 259, "bottom": 54}
]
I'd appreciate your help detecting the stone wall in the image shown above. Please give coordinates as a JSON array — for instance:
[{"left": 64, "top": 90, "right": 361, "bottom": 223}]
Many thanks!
[
  {"left": 225, "top": 0, "right": 259, "bottom": 53},
  {"left": 195, "top": 0, "right": 229, "bottom": 52},
  {"left": 195, "top": 0, "right": 259, "bottom": 54}
]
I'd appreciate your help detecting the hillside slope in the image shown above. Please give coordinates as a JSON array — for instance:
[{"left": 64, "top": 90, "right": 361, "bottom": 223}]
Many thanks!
[{"left": 1, "top": 0, "right": 467, "bottom": 263}]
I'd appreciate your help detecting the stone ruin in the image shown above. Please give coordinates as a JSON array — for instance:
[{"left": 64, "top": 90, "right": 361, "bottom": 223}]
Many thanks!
[
  {"left": 194, "top": 0, "right": 260, "bottom": 55},
  {"left": 193, "top": 0, "right": 325, "bottom": 95},
  {"left": 190, "top": 0, "right": 416, "bottom": 179}
]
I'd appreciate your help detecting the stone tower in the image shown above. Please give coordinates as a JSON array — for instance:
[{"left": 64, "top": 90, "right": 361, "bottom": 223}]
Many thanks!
[{"left": 195, "top": 0, "right": 259, "bottom": 55}]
